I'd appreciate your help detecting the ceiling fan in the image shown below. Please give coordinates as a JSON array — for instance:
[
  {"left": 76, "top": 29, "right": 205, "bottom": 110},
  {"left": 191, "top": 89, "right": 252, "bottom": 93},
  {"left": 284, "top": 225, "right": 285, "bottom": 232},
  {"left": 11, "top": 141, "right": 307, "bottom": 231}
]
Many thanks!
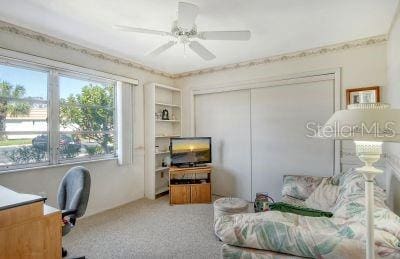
[{"left": 114, "top": 2, "right": 251, "bottom": 61}]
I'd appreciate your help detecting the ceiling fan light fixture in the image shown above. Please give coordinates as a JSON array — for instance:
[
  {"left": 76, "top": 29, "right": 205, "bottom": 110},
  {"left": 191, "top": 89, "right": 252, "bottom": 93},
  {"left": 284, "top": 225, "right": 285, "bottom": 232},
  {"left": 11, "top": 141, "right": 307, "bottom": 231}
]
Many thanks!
[{"left": 114, "top": 2, "right": 251, "bottom": 60}]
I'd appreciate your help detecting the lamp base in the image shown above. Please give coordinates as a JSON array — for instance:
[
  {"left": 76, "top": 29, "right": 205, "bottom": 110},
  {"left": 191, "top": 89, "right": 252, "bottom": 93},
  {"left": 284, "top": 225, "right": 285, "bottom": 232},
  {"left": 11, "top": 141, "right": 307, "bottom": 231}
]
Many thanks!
[
  {"left": 359, "top": 171, "right": 377, "bottom": 259},
  {"left": 354, "top": 141, "right": 383, "bottom": 259},
  {"left": 356, "top": 166, "right": 382, "bottom": 179}
]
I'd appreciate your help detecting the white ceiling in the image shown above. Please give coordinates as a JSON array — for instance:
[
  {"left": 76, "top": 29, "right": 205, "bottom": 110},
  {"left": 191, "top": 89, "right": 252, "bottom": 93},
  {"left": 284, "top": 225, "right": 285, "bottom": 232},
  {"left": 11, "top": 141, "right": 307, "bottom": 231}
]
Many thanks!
[{"left": 0, "top": 0, "right": 398, "bottom": 74}]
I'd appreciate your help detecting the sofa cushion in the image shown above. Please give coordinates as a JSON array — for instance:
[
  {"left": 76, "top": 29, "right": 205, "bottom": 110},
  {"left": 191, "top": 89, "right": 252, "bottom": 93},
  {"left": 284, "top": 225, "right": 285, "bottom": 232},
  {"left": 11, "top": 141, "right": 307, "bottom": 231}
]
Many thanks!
[
  {"left": 305, "top": 177, "right": 339, "bottom": 212},
  {"left": 215, "top": 210, "right": 400, "bottom": 258},
  {"left": 215, "top": 169, "right": 400, "bottom": 258},
  {"left": 333, "top": 169, "right": 387, "bottom": 218},
  {"left": 281, "top": 195, "right": 305, "bottom": 207},
  {"left": 281, "top": 175, "right": 325, "bottom": 200}
]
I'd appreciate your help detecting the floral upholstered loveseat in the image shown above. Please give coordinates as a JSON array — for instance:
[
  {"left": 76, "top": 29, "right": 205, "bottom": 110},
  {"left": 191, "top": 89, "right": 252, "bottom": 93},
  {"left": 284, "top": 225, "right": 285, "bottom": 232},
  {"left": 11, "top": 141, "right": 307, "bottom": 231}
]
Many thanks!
[{"left": 215, "top": 169, "right": 400, "bottom": 259}]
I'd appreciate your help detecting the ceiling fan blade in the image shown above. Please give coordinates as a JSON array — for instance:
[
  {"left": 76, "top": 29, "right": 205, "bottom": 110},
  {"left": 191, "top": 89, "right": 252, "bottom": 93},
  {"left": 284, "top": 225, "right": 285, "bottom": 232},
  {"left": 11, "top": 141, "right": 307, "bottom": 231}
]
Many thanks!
[
  {"left": 147, "top": 41, "right": 176, "bottom": 57},
  {"left": 178, "top": 2, "right": 199, "bottom": 30},
  {"left": 197, "top": 30, "right": 251, "bottom": 41},
  {"left": 189, "top": 41, "right": 216, "bottom": 60},
  {"left": 113, "top": 25, "right": 170, "bottom": 36}
]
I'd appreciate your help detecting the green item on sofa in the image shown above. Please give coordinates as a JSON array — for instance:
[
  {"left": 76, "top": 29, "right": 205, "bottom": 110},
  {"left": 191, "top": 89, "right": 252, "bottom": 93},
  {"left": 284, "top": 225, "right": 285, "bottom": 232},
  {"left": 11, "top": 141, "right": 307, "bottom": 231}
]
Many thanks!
[{"left": 269, "top": 202, "right": 333, "bottom": 217}]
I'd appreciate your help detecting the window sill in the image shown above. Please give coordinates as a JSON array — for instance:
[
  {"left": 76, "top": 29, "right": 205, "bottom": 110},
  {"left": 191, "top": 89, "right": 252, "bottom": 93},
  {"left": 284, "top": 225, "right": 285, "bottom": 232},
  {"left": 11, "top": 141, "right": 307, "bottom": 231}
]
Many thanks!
[{"left": 0, "top": 157, "right": 118, "bottom": 175}]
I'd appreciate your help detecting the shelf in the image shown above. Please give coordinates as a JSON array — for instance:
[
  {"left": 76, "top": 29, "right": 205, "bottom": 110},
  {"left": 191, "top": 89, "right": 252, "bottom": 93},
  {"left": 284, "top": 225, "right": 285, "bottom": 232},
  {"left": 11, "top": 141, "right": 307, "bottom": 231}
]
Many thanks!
[
  {"left": 155, "top": 102, "right": 181, "bottom": 108},
  {"left": 156, "top": 120, "right": 180, "bottom": 123},
  {"left": 155, "top": 186, "right": 169, "bottom": 195},
  {"left": 170, "top": 183, "right": 211, "bottom": 187},
  {"left": 155, "top": 166, "right": 169, "bottom": 172},
  {"left": 155, "top": 151, "right": 170, "bottom": 155},
  {"left": 155, "top": 84, "right": 181, "bottom": 92},
  {"left": 145, "top": 82, "right": 182, "bottom": 200},
  {"left": 170, "top": 178, "right": 210, "bottom": 185},
  {"left": 155, "top": 135, "right": 181, "bottom": 138},
  {"left": 169, "top": 166, "right": 212, "bottom": 175}
]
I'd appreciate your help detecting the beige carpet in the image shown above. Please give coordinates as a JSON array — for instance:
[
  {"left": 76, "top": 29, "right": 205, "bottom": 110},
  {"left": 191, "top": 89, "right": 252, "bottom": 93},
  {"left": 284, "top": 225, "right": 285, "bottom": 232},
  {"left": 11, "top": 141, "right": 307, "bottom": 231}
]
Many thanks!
[{"left": 64, "top": 195, "right": 222, "bottom": 259}]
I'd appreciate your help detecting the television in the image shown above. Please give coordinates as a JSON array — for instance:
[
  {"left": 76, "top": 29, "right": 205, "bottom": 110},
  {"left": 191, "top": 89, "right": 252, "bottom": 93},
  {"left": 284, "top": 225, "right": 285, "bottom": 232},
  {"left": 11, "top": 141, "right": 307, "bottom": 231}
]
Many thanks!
[{"left": 170, "top": 137, "right": 212, "bottom": 167}]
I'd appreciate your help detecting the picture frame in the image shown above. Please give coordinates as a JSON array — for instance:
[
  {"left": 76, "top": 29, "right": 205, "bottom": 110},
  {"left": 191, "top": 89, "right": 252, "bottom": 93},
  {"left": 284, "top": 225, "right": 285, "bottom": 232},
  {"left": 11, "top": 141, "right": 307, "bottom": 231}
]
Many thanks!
[{"left": 346, "top": 86, "right": 380, "bottom": 105}]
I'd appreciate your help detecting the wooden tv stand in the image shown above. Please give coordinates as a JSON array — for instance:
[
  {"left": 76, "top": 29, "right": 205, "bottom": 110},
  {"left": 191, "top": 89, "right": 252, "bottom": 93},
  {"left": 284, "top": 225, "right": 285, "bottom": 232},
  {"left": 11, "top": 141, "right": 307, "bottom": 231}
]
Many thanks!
[{"left": 169, "top": 165, "right": 212, "bottom": 205}]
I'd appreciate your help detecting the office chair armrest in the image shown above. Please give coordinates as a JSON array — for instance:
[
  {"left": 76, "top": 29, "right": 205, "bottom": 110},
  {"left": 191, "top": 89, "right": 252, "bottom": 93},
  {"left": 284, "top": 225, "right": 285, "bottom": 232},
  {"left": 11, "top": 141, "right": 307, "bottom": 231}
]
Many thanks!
[
  {"left": 62, "top": 209, "right": 77, "bottom": 226},
  {"left": 62, "top": 209, "right": 77, "bottom": 218}
]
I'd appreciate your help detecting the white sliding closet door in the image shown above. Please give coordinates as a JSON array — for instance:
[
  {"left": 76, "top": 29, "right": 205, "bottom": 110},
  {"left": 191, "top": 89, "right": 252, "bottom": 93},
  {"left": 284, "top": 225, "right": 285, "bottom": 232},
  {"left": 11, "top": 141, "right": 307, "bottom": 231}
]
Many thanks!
[
  {"left": 195, "top": 90, "right": 252, "bottom": 200},
  {"left": 251, "top": 80, "right": 335, "bottom": 200}
]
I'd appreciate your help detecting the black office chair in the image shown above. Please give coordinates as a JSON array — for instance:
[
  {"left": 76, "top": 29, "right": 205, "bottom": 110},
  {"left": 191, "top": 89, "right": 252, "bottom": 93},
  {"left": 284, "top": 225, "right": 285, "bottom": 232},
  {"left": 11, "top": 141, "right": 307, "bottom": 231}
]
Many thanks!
[{"left": 57, "top": 166, "right": 91, "bottom": 258}]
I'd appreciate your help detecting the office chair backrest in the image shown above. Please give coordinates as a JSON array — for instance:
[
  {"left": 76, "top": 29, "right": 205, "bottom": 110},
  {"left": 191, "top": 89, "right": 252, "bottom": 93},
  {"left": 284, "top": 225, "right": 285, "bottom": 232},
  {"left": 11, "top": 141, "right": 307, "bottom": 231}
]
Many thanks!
[{"left": 57, "top": 166, "right": 91, "bottom": 219}]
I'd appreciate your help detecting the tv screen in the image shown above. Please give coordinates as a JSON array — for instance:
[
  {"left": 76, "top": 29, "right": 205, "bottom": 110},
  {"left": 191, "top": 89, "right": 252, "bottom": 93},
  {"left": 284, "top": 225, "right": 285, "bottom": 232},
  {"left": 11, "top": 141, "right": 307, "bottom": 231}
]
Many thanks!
[{"left": 170, "top": 137, "right": 211, "bottom": 166}]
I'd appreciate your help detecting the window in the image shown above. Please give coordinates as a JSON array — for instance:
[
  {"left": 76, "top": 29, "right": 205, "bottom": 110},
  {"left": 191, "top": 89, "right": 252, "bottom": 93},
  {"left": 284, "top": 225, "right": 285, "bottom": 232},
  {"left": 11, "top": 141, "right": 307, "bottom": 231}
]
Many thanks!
[
  {"left": 0, "top": 64, "right": 49, "bottom": 168},
  {"left": 59, "top": 75, "right": 116, "bottom": 161},
  {"left": 0, "top": 62, "right": 117, "bottom": 171}
]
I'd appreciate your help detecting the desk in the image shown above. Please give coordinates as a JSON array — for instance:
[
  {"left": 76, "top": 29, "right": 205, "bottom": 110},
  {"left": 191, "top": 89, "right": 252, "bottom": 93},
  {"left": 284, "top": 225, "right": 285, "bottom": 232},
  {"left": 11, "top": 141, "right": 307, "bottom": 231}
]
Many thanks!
[{"left": 0, "top": 185, "right": 62, "bottom": 259}]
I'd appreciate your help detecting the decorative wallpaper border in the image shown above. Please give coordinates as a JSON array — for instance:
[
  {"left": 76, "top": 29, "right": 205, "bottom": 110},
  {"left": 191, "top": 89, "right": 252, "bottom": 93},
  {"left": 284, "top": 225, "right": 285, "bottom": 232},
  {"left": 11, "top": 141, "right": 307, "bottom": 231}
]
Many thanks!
[
  {"left": 0, "top": 21, "right": 172, "bottom": 78},
  {"left": 0, "top": 21, "right": 387, "bottom": 79},
  {"left": 174, "top": 35, "right": 387, "bottom": 78}
]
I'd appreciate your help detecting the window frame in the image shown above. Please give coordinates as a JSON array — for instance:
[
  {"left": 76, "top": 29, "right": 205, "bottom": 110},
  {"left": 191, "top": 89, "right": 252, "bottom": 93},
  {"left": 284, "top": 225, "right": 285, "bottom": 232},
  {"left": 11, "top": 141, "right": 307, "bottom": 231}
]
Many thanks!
[
  {"left": 0, "top": 57, "right": 121, "bottom": 172},
  {"left": 56, "top": 71, "right": 118, "bottom": 164},
  {"left": 0, "top": 62, "right": 51, "bottom": 171}
]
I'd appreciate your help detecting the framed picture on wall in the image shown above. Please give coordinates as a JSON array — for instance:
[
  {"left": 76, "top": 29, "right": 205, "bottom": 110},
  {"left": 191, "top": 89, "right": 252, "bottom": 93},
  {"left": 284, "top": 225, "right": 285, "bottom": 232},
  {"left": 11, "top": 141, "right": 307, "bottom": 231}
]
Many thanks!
[{"left": 346, "top": 86, "right": 380, "bottom": 105}]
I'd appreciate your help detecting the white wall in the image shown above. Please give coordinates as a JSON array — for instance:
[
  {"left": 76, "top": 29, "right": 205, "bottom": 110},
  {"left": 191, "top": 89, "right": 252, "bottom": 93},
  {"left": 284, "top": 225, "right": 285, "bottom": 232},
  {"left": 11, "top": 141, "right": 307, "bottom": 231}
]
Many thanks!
[
  {"left": 175, "top": 41, "right": 388, "bottom": 183},
  {"left": 384, "top": 5, "right": 400, "bottom": 214},
  {"left": 175, "top": 42, "right": 387, "bottom": 134},
  {"left": 386, "top": 6, "right": 400, "bottom": 106},
  {"left": 0, "top": 24, "right": 173, "bottom": 216},
  {"left": 386, "top": 8, "right": 400, "bottom": 120}
]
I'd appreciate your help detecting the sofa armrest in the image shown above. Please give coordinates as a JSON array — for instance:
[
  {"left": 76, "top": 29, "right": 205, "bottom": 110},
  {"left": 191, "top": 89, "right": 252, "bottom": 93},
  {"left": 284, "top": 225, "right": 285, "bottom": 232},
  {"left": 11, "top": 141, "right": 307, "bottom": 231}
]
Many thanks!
[{"left": 281, "top": 175, "right": 326, "bottom": 200}]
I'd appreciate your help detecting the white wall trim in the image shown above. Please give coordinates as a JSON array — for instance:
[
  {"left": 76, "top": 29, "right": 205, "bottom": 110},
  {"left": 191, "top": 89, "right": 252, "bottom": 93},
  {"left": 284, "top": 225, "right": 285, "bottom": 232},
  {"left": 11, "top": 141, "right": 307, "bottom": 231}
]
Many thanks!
[
  {"left": 192, "top": 72, "right": 335, "bottom": 95},
  {"left": 334, "top": 68, "right": 342, "bottom": 173},
  {"left": 190, "top": 68, "right": 342, "bottom": 175}
]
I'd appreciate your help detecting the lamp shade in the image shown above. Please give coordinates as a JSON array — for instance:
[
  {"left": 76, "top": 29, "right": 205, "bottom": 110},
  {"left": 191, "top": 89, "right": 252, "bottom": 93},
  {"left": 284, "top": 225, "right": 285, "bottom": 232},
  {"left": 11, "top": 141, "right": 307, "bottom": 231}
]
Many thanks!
[{"left": 318, "top": 103, "right": 400, "bottom": 142}]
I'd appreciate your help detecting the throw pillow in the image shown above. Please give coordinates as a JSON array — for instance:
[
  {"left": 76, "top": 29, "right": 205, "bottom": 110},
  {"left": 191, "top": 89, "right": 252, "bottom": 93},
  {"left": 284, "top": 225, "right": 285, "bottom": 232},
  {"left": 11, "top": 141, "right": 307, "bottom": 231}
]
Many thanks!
[
  {"left": 305, "top": 178, "right": 339, "bottom": 212},
  {"left": 281, "top": 175, "right": 324, "bottom": 200},
  {"left": 269, "top": 202, "right": 333, "bottom": 217}
]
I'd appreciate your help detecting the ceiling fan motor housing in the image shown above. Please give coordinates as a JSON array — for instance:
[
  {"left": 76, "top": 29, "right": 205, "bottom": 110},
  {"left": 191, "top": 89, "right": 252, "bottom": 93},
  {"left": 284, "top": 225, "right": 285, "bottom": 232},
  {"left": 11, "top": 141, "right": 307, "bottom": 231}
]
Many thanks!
[{"left": 172, "top": 21, "right": 197, "bottom": 38}]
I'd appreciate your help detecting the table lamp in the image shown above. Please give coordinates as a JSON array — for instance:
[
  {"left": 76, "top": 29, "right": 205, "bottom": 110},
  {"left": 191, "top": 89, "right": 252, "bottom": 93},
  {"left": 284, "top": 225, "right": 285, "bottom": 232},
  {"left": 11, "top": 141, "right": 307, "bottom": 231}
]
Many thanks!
[{"left": 318, "top": 102, "right": 400, "bottom": 259}]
